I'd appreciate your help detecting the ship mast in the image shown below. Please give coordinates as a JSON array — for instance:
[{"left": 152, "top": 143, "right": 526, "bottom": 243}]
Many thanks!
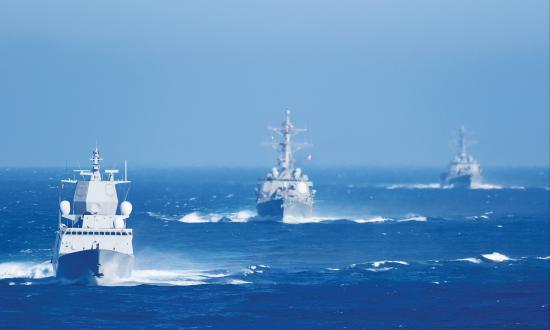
[
  {"left": 90, "top": 146, "right": 103, "bottom": 181},
  {"left": 458, "top": 126, "right": 467, "bottom": 158},
  {"left": 269, "top": 109, "right": 308, "bottom": 176}
]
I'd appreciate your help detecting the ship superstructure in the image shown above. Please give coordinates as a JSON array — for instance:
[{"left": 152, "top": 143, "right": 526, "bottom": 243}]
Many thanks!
[
  {"left": 441, "top": 127, "right": 482, "bottom": 188},
  {"left": 256, "top": 110, "right": 315, "bottom": 220},
  {"left": 53, "top": 147, "right": 134, "bottom": 283}
]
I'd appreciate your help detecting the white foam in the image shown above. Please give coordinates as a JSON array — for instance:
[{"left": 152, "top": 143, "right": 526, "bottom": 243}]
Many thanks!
[
  {"left": 146, "top": 211, "right": 176, "bottom": 221},
  {"left": 227, "top": 279, "right": 251, "bottom": 285},
  {"left": 386, "top": 183, "right": 441, "bottom": 190},
  {"left": 536, "top": 256, "right": 550, "bottom": 260},
  {"left": 386, "top": 182, "right": 524, "bottom": 190},
  {"left": 98, "top": 269, "right": 230, "bottom": 286},
  {"left": 481, "top": 252, "right": 512, "bottom": 262},
  {"left": 230, "top": 210, "right": 256, "bottom": 222},
  {"left": 283, "top": 214, "right": 427, "bottom": 224},
  {"left": 471, "top": 183, "right": 503, "bottom": 190},
  {"left": 243, "top": 264, "right": 271, "bottom": 275},
  {"left": 0, "top": 261, "right": 54, "bottom": 279},
  {"left": 282, "top": 216, "right": 327, "bottom": 224},
  {"left": 397, "top": 215, "right": 427, "bottom": 222},
  {"left": 326, "top": 268, "right": 340, "bottom": 271},
  {"left": 283, "top": 215, "right": 395, "bottom": 224},
  {"left": 147, "top": 210, "right": 256, "bottom": 223},
  {"left": 455, "top": 257, "right": 482, "bottom": 264},
  {"left": 179, "top": 212, "right": 223, "bottom": 223},
  {"left": 366, "top": 267, "right": 393, "bottom": 272},
  {"left": 354, "top": 216, "right": 390, "bottom": 223},
  {"left": 371, "top": 260, "right": 409, "bottom": 268}
]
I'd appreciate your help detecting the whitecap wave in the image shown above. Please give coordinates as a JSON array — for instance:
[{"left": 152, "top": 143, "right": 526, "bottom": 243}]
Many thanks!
[
  {"left": 227, "top": 279, "right": 251, "bottom": 285},
  {"left": 471, "top": 183, "right": 503, "bottom": 190},
  {"left": 481, "top": 252, "right": 512, "bottom": 262},
  {"left": 536, "top": 256, "right": 550, "bottom": 260},
  {"left": 365, "top": 267, "right": 394, "bottom": 272},
  {"left": 283, "top": 214, "right": 427, "bottom": 224},
  {"left": 0, "top": 261, "right": 249, "bottom": 287},
  {"left": 386, "top": 183, "right": 441, "bottom": 190},
  {"left": 354, "top": 216, "right": 390, "bottom": 223},
  {"left": 455, "top": 257, "right": 482, "bottom": 264},
  {"left": 466, "top": 211, "right": 494, "bottom": 221},
  {"left": 371, "top": 260, "right": 409, "bottom": 268},
  {"left": 149, "top": 209, "right": 428, "bottom": 225},
  {"left": 146, "top": 211, "right": 177, "bottom": 221},
  {"left": 148, "top": 210, "right": 256, "bottom": 223},
  {"left": 397, "top": 215, "right": 427, "bottom": 222},
  {"left": 179, "top": 212, "right": 224, "bottom": 223},
  {"left": 179, "top": 210, "right": 256, "bottom": 223},
  {"left": 243, "top": 264, "right": 271, "bottom": 275},
  {"left": 386, "top": 182, "right": 523, "bottom": 190},
  {"left": 98, "top": 269, "right": 232, "bottom": 286},
  {"left": 0, "top": 261, "right": 54, "bottom": 280},
  {"left": 282, "top": 215, "right": 387, "bottom": 224}
]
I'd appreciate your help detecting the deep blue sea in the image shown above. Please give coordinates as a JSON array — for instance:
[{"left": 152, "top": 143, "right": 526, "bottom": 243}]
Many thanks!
[{"left": 0, "top": 167, "right": 548, "bottom": 329}]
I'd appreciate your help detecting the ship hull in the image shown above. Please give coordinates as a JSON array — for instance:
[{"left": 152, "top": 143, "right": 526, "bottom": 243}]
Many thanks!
[
  {"left": 55, "top": 249, "right": 133, "bottom": 284},
  {"left": 256, "top": 198, "right": 313, "bottom": 221},
  {"left": 441, "top": 174, "right": 474, "bottom": 189}
]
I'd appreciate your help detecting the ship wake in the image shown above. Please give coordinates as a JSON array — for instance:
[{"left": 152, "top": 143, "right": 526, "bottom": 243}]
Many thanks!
[{"left": 147, "top": 210, "right": 256, "bottom": 223}]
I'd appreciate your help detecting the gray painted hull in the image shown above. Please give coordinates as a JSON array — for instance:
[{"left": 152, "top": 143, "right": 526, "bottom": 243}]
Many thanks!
[
  {"left": 441, "top": 174, "right": 473, "bottom": 189},
  {"left": 256, "top": 198, "right": 313, "bottom": 221},
  {"left": 55, "top": 249, "right": 133, "bottom": 284}
]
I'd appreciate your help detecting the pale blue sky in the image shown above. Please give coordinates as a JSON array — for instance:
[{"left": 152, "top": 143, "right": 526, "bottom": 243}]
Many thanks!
[{"left": 0, "top": 0, "right": 548, "bottom": 167}]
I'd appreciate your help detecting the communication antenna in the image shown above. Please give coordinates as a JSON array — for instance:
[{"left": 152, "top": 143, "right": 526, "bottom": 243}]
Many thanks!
[{"left": 124, "top": 160, "right": 128, "bottom": 181}]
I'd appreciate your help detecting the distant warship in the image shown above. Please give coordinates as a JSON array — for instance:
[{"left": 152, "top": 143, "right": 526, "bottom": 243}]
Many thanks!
[
  {"left": 53, "top": 147, "right": 134, "bottom": 284},
  {"left": 441, "top": 127, "right": 481, "bottom": 188},
  {"left": 256, "top": 110, "right": 315, "bottom": 220}
]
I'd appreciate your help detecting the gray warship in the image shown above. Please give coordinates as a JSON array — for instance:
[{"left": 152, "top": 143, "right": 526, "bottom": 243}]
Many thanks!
[
  {"left": 441, "top": 127, "right": 482, "bottom": 188},
  {"left": 52, "top": 147, "right": 134, "bottom": 284},
  {"left": 256, "top": 110, "right": 315, "bottom": 220}
]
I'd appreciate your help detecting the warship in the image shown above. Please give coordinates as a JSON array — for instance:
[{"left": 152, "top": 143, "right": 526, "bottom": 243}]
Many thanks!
[
  {"left": 441, "top": 127, "right": 482, "bottom": 188},
  {"left": 52, "top": 147, "right": 134, "bottom": 284},
  {"left": 256, "top": 110, "right": 315, "bottom": 220}
]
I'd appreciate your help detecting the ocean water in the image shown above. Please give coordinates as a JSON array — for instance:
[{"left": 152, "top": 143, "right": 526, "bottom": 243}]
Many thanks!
[{"left": 0, "top": 167, "right": 548, "bottom": 329}]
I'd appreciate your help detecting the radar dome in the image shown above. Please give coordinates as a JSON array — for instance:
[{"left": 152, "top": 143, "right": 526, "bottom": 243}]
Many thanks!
[
  {"left": 120, "top": 201, "right": 133, "bottom": 216},
  {"left": 60, "top": 200, "right": 70, "bottom": 215}
]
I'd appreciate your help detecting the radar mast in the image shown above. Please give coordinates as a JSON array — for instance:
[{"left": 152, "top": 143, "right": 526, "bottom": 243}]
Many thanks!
[{"left": 268, "top": 109, "right": 309, "bottom": 177}]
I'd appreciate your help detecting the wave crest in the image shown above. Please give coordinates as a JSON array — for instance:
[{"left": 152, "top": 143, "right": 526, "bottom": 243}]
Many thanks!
[
  {"left": 481, "top": 252, "right": 512, "bottom": 262},
  {"left": 0, "top": 261, "right": 54, "bottom": 280}
]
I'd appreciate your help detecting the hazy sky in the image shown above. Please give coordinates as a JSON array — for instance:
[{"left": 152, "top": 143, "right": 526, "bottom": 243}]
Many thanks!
[{"left": 0, "top": 0, "right": 548, "bottom": 167}]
